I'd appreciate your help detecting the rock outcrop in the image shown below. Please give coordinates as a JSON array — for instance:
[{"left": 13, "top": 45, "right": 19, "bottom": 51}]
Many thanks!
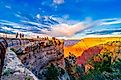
[
  {"left": 17, "top": 40, "right": 64, "bottom": 79},
  {"left": 0, "top": 37, "right": 64, "bottom": 80},
  {"left": 1, "top": 48, "right": 38, "bottom": 80}
]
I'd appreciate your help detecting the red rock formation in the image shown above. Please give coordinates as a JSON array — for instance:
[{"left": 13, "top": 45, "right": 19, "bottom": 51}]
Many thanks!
[{"left": 77, "top": 46, "right": 103, "bottom": 65}]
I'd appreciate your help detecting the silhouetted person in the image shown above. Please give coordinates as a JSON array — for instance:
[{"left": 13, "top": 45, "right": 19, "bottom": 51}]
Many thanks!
[
  {"left": 20, "top": 33, "right": 22, "bottom": 38},
  {"left": 16, "top": 32, "right": 18, "bottom": 38},
  {"left": 23, "top": 34, "right": 24, "bottom": 38},
  {"left": 37, "top": 36, "right": 39, "bottom": 38},
  {"left": 22, "top": 33, "right": 24, "bottom": 38}
]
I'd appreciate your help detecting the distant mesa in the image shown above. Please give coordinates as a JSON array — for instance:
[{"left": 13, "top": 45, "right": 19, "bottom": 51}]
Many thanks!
[{"left": 64, "top": 40, "right": 80, "bottom": 46}]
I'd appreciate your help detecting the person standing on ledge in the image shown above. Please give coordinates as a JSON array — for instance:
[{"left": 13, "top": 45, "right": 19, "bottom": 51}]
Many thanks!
[
  {"left": 20, "top": 33, "right": 22, "bottom": 38},
  {"left": 22, "top": 33, "right": 24, "bottom": 38},
  {"left": 16, "top": 32, "right": 18, "bottom": 38}
]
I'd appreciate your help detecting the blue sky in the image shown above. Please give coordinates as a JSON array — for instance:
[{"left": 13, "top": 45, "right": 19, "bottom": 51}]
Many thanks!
[{"left": 0, "top": 0, "right": 121, "bottom": 39}]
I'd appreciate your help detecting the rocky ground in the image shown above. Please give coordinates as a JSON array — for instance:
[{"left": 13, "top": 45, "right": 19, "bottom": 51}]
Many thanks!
[{"left": 1, "top": 48, "right": 38, "bottom": 80}]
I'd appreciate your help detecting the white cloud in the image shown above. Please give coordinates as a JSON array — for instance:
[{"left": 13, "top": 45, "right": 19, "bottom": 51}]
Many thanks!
[
  {"left": 53, "top": 0, "right": 64, "bottom": 4},
  {"left": 51, "top": 16, "right": 80, "bottom": 24},
  {"left": 97, "top": 18, "right": 121, "bottom": 25},
  {"left": 15, "top": 14, "right": 22, "bottom": 18},
  {"left": 2, "top": 26, "right": 13, "bottom": 30},
  {"left": 0, "top": 20, "right": 23, "bottom": 28},
  {"left": 41, "top": 18, "right": 121, "bottom": 38},
  {"left": 1, "top": 17, "right": 121, "bottom": 39},
  {"left": 41, "top": 22, "right": 89, "bottom": 37},
  {"left": 36, "top": 14, "right": 41, "bottom": 19},
  {"left": 5, "top": 5, "right": 11, "bottom": 9},
  {"left": 112, "top": 32, "right": 121, "bottom": 35},
  {"left": 100, "top": 20, "right": 121, "bottom": 25},
  {"left": 62, "top": 14, "right": 69, "bottom": 19},
  {"left": 22, "top": 20, "right": 42, "bottom": 26}
]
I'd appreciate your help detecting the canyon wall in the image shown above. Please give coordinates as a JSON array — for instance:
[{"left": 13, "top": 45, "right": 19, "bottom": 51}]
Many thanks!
[{"left": 0, "top": 37, "right": 64, "bottom": 80}]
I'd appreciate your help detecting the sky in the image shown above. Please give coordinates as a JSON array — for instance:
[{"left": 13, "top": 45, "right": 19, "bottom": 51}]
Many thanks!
[{"left": 0, "top": 0, "right": 121, "bottom": 39}]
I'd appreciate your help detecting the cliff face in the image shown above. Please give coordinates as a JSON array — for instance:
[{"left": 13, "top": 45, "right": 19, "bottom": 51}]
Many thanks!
[
  {"left": 1, "top": 48, "right": 38, "bottom": 80},
  {"left": 0, "top": 38, "right": 8, "bottom": 77},
  {"left": 77, "top": 46, "right": 103, "bottom": 65},
  {"left": 18, "top": 42, "right": 64, "bottom": 79},
  {"left": 77, "top": 41, "right": 121, "bottom": 65},
  {"left": 0, "top": 37, "right": 64, "bottom": 80}
]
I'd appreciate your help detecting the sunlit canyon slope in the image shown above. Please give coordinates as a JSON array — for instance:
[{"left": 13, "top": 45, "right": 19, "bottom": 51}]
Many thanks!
[{"left": 64, "top": 37, "right": 121, "bottom": 57}]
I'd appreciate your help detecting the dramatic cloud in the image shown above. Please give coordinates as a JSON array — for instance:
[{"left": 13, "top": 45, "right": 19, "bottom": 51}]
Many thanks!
[
  {"left": 1, "top": 17, "right": 121, "bottom": 38},
  {"left": 41, "top": 18, "right": 121, "bottom": 37},
  {"left": 41, "top": 22, "right": 89, "bottom": 37},
  {"left": 98, "top": 18, "right": 121, "bottom": 25}
]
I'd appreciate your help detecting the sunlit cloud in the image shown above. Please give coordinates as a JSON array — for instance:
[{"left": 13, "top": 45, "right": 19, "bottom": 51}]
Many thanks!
[
  {"left": 42, "top": 23, "right": 88, "bottom": 37},
  {"left": 1, "top": 17, "right": 121, "bottom": 39},
  {"left": 41, "top": 18, "right": 121, "bottom": 38}
]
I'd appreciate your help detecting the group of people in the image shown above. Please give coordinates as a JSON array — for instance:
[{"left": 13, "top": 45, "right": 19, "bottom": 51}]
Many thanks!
[{"left": 16, "top": 33, "right": 24, "bottom": 38}]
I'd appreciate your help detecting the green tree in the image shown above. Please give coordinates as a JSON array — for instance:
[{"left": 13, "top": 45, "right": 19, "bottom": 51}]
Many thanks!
[{"left": 45, "top": 63, "right": 60, "bottom": 80}]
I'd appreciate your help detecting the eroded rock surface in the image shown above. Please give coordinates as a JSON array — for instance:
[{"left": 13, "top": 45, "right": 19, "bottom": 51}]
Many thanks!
[{"left": 1, "top": 48, "right": 38, "bottom": 80}]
